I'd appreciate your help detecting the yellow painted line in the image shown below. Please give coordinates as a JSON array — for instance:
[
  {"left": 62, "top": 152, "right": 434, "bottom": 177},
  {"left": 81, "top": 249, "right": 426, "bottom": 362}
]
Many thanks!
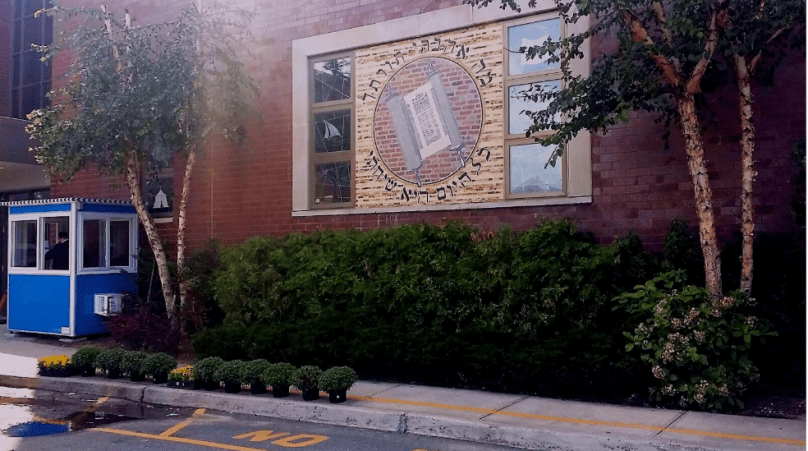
[
  {"left": 160, "top": 407, "right": 206, "bottom": 437},
  {"left": 94, "top": 427, "right": 274, "bottom": 451},
  {"left": 349, "top": 395, "right": 805, "bottom": 446}
]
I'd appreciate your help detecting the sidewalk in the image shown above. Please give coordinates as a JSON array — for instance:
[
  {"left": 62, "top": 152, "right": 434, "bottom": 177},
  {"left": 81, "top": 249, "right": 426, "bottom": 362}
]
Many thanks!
[{"left": 0, "top": 325, "right": 804, "bottom": 451}]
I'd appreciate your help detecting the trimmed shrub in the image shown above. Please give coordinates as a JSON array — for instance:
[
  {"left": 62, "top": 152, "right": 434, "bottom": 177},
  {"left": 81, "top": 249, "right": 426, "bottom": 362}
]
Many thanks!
[
  {"left": 261, "top": 363, "right": 296, "bottom": 387},
  {"left": 214, "top": 360, "right": 244, "bottom": 384},
  {"left": 120, "top": 351, "right": 147, "bottom": 375},
  {"left": 95, "top": 348, "right": 126, "bottom": 374},
  {"left": 293, "top": 366, "right": 322, "bottom": 392},
  {"left": 72, "top": 347, "right": 101, "bottom": 374},
  {"left": 140, "top": 353, "right": 177, "bottom": 377},
  {"left": 319, "top": 366, "right": 357, "bottom": 392},
  {"left": 241, "top": 359, "right": 271, "bottom": 385},
  {"left": 192, "top": 357, "right": 224, "bottom": 382}
]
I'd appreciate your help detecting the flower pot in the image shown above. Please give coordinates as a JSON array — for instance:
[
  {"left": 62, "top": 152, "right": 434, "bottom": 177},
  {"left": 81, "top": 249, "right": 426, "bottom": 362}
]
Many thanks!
[
  {"left": 107, "top": 369, "right": 122, "bottom": 379},
  {"left": 204, "top": 379, "right": 219, "bottom": 391},
  {"left": 153, "top": 373, "right": 169, "bottom": 384},
  {"left": 328, "top": 390, "right": 347, "bottom": 404},
  {"left": 80, "top": 365, "right": 95, "bottom": 377},
  {"left": 167, "top": 380, "right": 190, "bottom": 388},
  {"left": 130, "top": 371, "right": 146, "bottom": 382},
  {"left": 41, "top": 368, "right": 70, "bottom": 378},
  {"left": 272, "top": 385, "right": 290, "bottom": 398},
  {"left": 250, "top": 381, "right": 267, "bottom": 395},
  {"left": 301, "top": 388, "right": 320, "bottom": 401},
  {"left": 224, "top": 381, "right": 241, "bottom": 394},
  {"left": 192, "top": 380, "right": 205, "bottom": 390}
]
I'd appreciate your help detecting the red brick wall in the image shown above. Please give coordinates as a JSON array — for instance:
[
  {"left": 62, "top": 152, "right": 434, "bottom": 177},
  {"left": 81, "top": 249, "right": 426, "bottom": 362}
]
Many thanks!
[{"left": 48, "top": 0, "right": 806, "bottom": 254}]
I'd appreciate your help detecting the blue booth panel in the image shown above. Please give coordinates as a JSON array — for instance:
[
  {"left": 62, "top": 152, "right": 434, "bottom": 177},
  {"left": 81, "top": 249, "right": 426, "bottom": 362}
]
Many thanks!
[
  {"left": 8, "top": 275, "right": 70, "bottom": 335},
  {"left": 74, "top": 273, "right": 138, "bottom": 336}
]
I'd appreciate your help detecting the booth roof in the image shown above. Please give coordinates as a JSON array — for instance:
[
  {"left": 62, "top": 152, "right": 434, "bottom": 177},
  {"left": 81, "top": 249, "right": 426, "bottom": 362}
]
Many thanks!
[{"left": 0, "top": 197, "right": 133, "bottom": 207}]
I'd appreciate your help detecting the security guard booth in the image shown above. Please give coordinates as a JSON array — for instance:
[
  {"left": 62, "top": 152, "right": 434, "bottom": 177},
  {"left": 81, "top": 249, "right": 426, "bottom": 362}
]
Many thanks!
[{"left": 4, "top": 198, "right": 138, "bottom": 336}]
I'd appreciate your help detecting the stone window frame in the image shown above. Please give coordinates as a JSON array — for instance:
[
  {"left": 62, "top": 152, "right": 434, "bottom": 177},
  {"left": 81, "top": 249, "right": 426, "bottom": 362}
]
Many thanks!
[{"left": 292, "top": 1, "right": 591, "bottom": 216}]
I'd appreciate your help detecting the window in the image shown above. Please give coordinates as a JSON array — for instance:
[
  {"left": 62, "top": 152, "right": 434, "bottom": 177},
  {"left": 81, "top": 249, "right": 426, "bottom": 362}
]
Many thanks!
[
  {"left": 10, "top": 0, "right": 53, "bottom": 119},
  {"left": 80, "top": 218, "right": 133, "bottom": 270},
  {"left": 144, "top": 167, "right": 174, "bottom": 219},
  {"left": 43, "top": 216, "right": 69, "bottom": 270},
  {"left": 10, "top": 215, "right": 69, "bottom": 270},
  {"left": 11, "top": 220, "right": 37, "bottom": 268},
  {"left": 504, "top": 16, "right": 566, "bottom": 198},
  {"left": 309, "top": 55, "right": 353, "bottom": 208}
]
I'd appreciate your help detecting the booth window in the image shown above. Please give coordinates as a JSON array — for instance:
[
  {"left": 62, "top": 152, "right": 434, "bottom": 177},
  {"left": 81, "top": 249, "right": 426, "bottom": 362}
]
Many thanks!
[
  {"left": 81, "top": 219, "right": 132, "bottom": 270},
  {"left": 310, "top": 54, "right": 354, "bottom": 208},
  {"left": 504, "top": 16, "right": 566, "bottom": 198},
  {"left": 11, "top": 220, "right": 37, "bottom": 268},
  {"left": 43, "top": 216, "right": 69, "bottom": 269}
]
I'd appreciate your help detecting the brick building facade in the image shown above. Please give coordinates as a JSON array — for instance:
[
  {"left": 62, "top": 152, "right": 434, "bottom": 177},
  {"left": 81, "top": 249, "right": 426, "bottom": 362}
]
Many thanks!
[{"left": 12, "top": 0, "right": 807, "bottom": 254}]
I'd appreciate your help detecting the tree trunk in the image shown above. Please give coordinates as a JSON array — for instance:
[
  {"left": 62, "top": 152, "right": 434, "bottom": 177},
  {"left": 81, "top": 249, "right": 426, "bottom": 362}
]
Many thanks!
[
  {"left": 124, "top": 150, "right": 177, "bottom": 317},
  {"left": 677, "top": 94, "right": 723, "bottom": 298},
  {"left": 176, "top": 148, "right": 197, "bottom": 328},
  {"left": 734, "top": 54, "right": 756, "bottom": 295}
]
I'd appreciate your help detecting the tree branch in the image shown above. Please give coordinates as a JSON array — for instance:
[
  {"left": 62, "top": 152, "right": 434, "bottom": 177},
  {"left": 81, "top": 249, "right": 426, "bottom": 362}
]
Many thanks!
[
  {"left": 651, "top": 2, "right": 673, "bottom": 45},
  {"left": 622, "top": 10, "right": 681, "bottom": 87},
  {"left": 748, "top": 27, "right": 786, "bottom": 73},
  {"left": 685, "top": 7, "right": 721, "bottom": 94}
]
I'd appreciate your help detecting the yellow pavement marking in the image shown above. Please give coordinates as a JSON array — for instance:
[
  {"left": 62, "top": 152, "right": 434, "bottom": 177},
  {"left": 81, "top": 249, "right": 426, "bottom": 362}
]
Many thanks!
[
  {"left": 160, "top": 408, "right": 206, "bottom": 437},
  {"left": 94, "top": 427, "right": 275, "bottom": 451},
  {"left": 233, "top": 430, "right": 291, "bottom": 442},
  {"left": 349, "top": 395, "right": 806, "bottom": 446}
]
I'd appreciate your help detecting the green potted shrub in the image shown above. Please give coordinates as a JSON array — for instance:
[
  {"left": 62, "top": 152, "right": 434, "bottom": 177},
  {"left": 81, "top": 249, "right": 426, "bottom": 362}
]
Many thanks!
[
  {"left": 140, "top": 352, "right": 176, "bottom": 384},
  {"left": 94, "top": 348, "right": 126, "bottom": 379},
  {"left": 121, "top": 351, "right": 148, "bottom": 381},
  {"left": 71, "top": 347, "right": 101, "bottom": 376},
  {"left": 319, "top": 366, "right": 357, "bottom": 404},
  {"left": 293, "top": 365, "right": 323, "bottom": 401},
  {"left": 261, "top": 363, "right": 295, "bottom": 398},
  {"left": 214, "top": 360, "right": 245, "bottom": 394},
  {"left": 241, "top": 359, "right": 271, "bottom": 395},
  {"left": 192, "top": 357, "right": 224, "bottom": 390}
]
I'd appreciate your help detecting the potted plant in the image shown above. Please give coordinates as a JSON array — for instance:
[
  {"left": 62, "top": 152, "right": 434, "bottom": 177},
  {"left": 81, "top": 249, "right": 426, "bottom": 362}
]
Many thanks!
[
  {"left": 37, "top": 354, "right": 72, "bottom": 378},
  {"left": 261, "top": 363, "right": 295, "bottom": 398},
  {"left": 168, "top": 365, "right": 194, "bottom": 388},
  {"left": 71, "top": 347, "right": 101, "bottom": 377},
  {"left": 95, "top": 348, "right": 126, "bottom": 379},
  {"left": 319, "top": 366, "right": 357, "bottom": 404},
  {"left": 140, "top": 352, "right": 176, "bottom": 384},
  {"left": 293, "top": 365, "right": 323, "bottom": 401},
  {"left": 241, "top": 359, "right": 271, "bottom": 395},
  {"left": 214, "top": 360, "right": 245, "bottom": 394},
  {"left": 121, "top": 351, "right": 148, "bottom": 382},
  {"left": 192, "top": 357, "right": 224, "bottom": 390}
]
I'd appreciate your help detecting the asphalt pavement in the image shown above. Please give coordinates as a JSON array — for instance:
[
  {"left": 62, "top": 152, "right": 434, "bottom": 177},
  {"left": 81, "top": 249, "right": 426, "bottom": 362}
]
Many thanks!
[{"left": 0, "top": 324, "right": 804, "bottom": 451}]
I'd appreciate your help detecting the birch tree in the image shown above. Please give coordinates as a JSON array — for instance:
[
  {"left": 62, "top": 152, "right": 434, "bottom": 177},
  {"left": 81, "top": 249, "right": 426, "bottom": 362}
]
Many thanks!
[
  {"left": 26, "top": 2, "right": 257, "bottom": 323},
  {"left": 468, "top": 0, "right": 803, "bottom": 298}
]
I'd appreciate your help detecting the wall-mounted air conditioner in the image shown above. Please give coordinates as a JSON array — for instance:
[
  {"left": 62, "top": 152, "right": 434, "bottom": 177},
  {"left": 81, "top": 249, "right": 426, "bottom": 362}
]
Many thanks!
[{"left": 94, "top": 294, "right": 123, "bottom": 317}]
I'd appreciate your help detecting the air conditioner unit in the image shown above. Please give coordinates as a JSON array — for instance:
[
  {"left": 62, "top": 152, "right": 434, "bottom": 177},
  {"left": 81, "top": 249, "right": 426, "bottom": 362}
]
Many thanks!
[{"left": 94, "top": 294, "right": 123, "bottom": 317}]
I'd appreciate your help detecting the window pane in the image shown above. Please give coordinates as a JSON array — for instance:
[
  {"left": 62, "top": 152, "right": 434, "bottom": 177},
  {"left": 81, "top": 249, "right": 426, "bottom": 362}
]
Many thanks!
[
  {"left": 11, "top": 89, "right": 20, "bottom": 119},
  {"left": 44, "top": 15, "right": 53, "bottom": 44},
  {"left": 43, "top": 216, "right": 69, "bottom": 270},
  {"left": 83, "top": 219, "right": 105, "bottom": 268},
  {"left": 24, "top": 0, "right": 42, "bottom": 17},
  {"left": 22, "top": 51, "right": 40, "bottom": 84},
  {"left": 22, "top": 84, "right": 42, "bottom": 118},
  {"left": 313, "top": 57, "right": 351, "bottom": 103},
  {"left": 509, "top": 143, "right": 563, "bottom": 194},
  {"left": 508, "top": 80, "right": 561, "bottom": 135},
  {"left": 508, "top": 18, "right": 561, "bottom": 75},
  {"left": 12, "top": 20, "right": 21, "bottom": 53},
  {"left": 314, "top": 162, "right": 351, "bottom": 205},
  {"left": 24, "top": 16, "right": 43, "bottom": 46},
  {"left": 313, "top": 109, "right": 351, "bottom": 153},
  {"left": 12, "top": 220, "right": 37, "bottom": 268},
  {"left": 12, "top": 54, "right": 20, "bottom": 87},
  {"left": 109, "top": 221, "right": 130, "bottom": 267}
]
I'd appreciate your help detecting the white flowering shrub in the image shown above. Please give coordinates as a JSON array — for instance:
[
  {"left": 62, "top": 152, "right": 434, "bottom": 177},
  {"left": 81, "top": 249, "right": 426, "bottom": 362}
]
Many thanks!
[{"left": 618, "top": 271, "right": 772, "bottom": 410}]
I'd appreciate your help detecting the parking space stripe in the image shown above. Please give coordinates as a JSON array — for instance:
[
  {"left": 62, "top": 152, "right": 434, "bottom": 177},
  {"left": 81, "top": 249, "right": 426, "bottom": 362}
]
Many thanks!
[
  {"left": 94, "top": 427, "right": 273, "bottom": 451},
  {"left": 349, "top": 395, "right": 805, "bottom": 446},
  {"left": 160, "top": 408, "right": 206, "bottom": 437}
]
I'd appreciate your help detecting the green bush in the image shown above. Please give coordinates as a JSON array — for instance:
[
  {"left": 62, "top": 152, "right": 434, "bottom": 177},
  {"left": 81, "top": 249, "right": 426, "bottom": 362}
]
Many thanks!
[
  {"left": 261, "top": 363, "right": 296, "bottom": 387},
  {"left": 95, "top": 348, "right": 126, "bottom": 372},
  {"left": 319, "top": 366, "right": 357, "bottom": 392},
  {"left": 214, "top": 360, "right": 244, "bottom": 384},
  {"left": 120, "top": 351, "right": 147, "bottom": 375},
  {"left": 140, "top": 353, "right": 177, "bottom": 376},
  {"left": 240, "top": 359, "right": 271, "bottom": 385},
  {"left": 192, "top": 357, "right": 224, "bottom": 382},
  {"left": 72, "top": 347, "right": 101, "bottom": 369},
  {"left": 618, "top": 271, "right": 773, "bottom": 410},
  {"left": 293, "top": 365, "right": 322, "bottom": 392}
]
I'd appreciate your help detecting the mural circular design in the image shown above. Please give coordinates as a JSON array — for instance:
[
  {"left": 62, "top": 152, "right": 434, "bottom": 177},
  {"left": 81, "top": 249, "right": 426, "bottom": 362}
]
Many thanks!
[{"left": 373, "top": 57, "right": 483, "bottom": 185}]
